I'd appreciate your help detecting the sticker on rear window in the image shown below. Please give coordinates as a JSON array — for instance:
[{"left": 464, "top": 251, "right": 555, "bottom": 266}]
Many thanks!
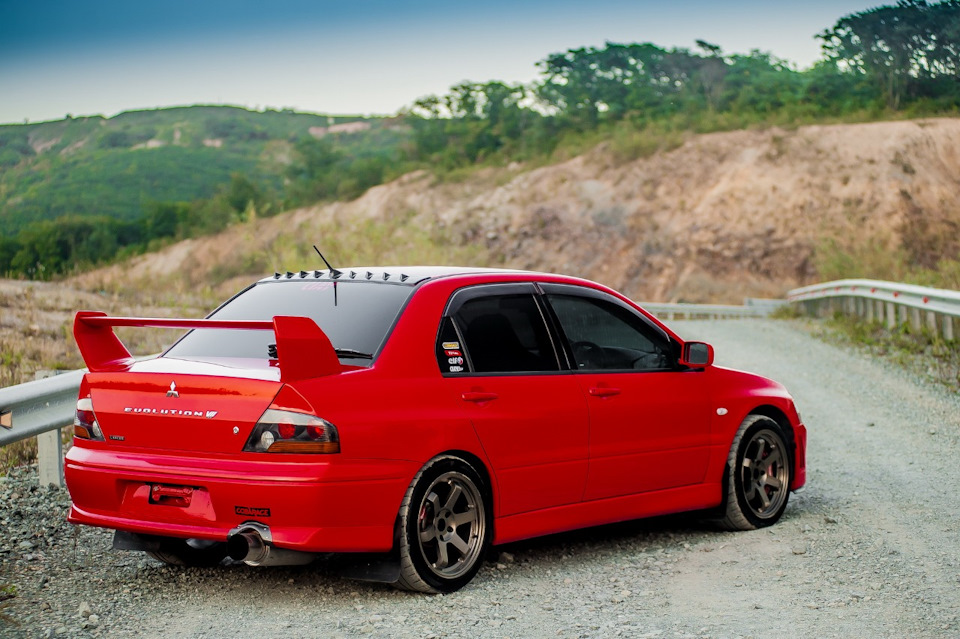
[
  {"left": 442, "top": 341, "right": 460, "bottom": 350},
  {"left": 301, "top": 283, "right": 334, "bottom": 291}
]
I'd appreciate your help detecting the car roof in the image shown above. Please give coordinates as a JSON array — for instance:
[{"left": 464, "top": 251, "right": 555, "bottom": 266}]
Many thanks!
[{"left": 258, "top": 266, "right": 540, "bottom": 286}]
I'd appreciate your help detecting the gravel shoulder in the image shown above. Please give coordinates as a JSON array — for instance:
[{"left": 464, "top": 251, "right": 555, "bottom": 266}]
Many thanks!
[{"left": 2, "top": 319, "right": 959, "bottom": 638}]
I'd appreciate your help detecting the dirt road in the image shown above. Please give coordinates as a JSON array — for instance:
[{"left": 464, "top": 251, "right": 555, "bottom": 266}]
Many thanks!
[{"left": 3, "top": 319, "right": 959, "bottom": 638}]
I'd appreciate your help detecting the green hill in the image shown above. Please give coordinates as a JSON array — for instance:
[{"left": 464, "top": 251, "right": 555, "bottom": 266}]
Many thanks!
[{"left": 0, "top": 105, "right": 401, "bottom": 235}]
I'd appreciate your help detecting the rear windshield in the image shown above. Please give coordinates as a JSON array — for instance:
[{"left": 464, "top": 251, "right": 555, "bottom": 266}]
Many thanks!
[{"left": 165, "top": 280, "right": 414, "bottom": 364}]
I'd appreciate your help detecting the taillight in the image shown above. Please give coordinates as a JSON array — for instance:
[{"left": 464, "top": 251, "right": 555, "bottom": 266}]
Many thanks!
[
  {"left": 74, "top": 397, "right": 104, "bottom": 440},
  {"left": 243, "top": 408, "right": 339, "bottom": 454}
]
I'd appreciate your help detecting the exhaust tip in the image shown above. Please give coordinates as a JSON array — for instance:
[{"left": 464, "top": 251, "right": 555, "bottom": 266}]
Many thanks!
[
  {"left": 226, "top": 530, "right": 267, "bottom": 563},
  {"left": 225, "top": 521, "right": 317, "bottom": 567}
]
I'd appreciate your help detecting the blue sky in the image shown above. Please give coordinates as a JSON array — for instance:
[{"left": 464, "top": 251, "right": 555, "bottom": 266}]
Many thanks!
[{"left": 1, "top": 0, "right": 882, "bottom": 125}]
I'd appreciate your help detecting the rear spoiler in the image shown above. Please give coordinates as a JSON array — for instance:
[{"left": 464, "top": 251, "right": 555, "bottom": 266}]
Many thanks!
[{"left": 73, "top": 311, "right": 342, "bottom": 382}]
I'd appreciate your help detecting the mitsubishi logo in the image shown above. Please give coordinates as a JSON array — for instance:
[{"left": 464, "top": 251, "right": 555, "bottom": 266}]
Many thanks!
[{"left": 166, "top": 382, "right": 179, "bottom": 398}]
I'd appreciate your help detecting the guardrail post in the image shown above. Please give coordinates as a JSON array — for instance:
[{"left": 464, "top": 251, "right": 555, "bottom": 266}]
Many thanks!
[
  {"left": 886, "top": 302, "right": 896, "bottom": 329},
  {"left": 37, "top": 429, "right": 63, "bottom": 487},
  {"left": 944, "top": 315, "right": 955, "bottom": 341},
  {"left": 926, "top": 311, "right": 938, "bottom": 335},
  {"left": 33, "top": 370, "right": 66, "bottom": 487},
  {"left": 910, "top": 307, "right": 922, "bottom": 331}
]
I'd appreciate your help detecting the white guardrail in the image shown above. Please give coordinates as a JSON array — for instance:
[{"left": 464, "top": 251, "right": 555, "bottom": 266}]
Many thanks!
[
  {"left": 788, "top": 278, "right": 960, "bottom": 340},
  {"left": 642, "top": 298, "right": 784, "bottom": 320},
  {"left": 0, "top": 369, "right": 86, "bottom": 486}
]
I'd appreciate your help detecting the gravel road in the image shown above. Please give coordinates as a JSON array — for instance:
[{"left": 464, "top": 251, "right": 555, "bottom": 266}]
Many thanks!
[{"left": 2, "top": 319, "right": 959, "bottom": 638}]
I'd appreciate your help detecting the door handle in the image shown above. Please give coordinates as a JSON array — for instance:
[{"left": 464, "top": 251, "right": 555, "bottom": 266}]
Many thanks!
[
  {"left": 462, "top": 391, "right": 499, "bottom": 403},
  {"left": 588, "top": 386, "right": 620, "bottom": 398}
]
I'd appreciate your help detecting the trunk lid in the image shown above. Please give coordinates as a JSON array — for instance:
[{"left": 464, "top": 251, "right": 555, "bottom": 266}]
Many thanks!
[{"left": 86, "top": 363, "right": 282, "bottom": 454}]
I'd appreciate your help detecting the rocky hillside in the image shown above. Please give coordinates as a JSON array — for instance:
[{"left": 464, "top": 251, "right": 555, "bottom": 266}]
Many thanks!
[{"left": 71, "top": 118, "right": 960, "bottom": 304}]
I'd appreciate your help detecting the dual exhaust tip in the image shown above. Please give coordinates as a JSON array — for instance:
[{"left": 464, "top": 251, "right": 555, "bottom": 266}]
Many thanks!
[{"left": 226, "top": 522, "right": 316, "bottom": 567}]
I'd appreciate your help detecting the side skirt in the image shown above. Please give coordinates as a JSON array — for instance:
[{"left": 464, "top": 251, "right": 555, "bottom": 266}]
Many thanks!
[{"left": 493, "top": 483, "right": 721, "bottom": 546}]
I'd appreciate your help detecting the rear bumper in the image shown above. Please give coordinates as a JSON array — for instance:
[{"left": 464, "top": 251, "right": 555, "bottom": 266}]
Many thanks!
[
  {"left": 65, "top": 445, "right": 416, "bottom": 552},
  {"left": 790, "top": 422, "right": 807, "bottom": 491}
]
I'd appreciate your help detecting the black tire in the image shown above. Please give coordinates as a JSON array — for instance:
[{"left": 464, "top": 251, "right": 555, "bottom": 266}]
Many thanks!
[
  {"left": 718, "top": 415, "right": 792, "bottom": 531},
  {"left": 147, "top": 538, "right": 228, "bottom": 567},
  {"left": 395, "top": 456, "right": 491, "bottom": 593}
]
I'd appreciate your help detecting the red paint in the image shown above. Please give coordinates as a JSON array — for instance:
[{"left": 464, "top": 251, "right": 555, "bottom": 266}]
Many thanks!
[
  {"left": 74, "top": 313, "right": 339, "bottom": 383},
  {"left": 66, "top": 269, "right": 807, "bottom": 559}
]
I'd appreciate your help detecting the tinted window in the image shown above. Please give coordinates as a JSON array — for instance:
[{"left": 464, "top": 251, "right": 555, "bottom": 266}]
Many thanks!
[
  {"left": 166, "top": 281, "right": 413, "bottom": 363},
  {"left": 547, "top": 293, "right": 672, "bottom": 371},
  {"left": 453, "top": 294, "right": 558, "bottom": 374}
]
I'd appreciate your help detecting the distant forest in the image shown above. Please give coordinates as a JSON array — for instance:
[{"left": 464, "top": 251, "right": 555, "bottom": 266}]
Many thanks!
[{"left": 1, "top": 0, "right": 958, "bottom": 279}]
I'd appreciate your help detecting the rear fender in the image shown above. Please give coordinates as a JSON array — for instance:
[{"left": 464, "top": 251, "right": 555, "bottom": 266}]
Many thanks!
[{"left": 269, "top": 383, "right": 317, "bottom": 414}]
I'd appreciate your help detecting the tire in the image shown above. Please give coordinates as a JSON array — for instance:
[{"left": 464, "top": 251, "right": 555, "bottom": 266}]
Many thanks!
[
  {"left": 718, "top": 415, "right": 792, "bottom": 531},
  {"left": 395, "top": 456, "right": 491, "bottom": 593},
  {"left": 147, "top": 538, "right": 228, "bottom": 567}
]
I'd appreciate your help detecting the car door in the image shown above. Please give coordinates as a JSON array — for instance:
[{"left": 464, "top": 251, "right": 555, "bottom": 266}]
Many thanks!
[
  {"left": 541, "top": 284, "right": 712, "bottom": 501},
  {"left": 437, "top": 283, "right": 589, "bottom": 517}
]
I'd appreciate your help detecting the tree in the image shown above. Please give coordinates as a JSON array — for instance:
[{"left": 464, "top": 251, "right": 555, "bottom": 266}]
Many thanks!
[
  {"left": 144, "top": 202, "right": 188, "bottom": 239},
  {"left": 818, "top": 1, "right": 960, "bottom": 109},
  {"left": 225, "top": 173, "right": 263, "bottom": 215}
]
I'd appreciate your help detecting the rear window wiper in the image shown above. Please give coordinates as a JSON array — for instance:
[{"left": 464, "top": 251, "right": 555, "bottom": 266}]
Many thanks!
[
  {"left": 334, "top": 348, "right": 373, "bottom": 359},
  {"left": 267, "top": 344, "right": 372, "bottom": 360}
]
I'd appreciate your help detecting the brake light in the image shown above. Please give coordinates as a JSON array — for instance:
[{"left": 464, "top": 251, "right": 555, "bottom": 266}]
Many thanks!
[
  {"left": 74, "top": 397, "right": 104, "bottom": 440},
  {"left": 243, "top": 408, "right": 339, "bottom": 454}
]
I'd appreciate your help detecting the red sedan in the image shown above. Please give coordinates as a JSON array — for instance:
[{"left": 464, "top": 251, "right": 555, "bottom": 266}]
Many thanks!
[{"left": 66, "top": 266, "right": 807, "bottom": 593}]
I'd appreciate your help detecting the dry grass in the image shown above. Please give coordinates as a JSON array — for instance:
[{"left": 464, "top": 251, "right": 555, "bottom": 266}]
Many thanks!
[
  {"left": 809, "top": 313, "right": 960, "bottom": 391},
  {"left": 814, "top": 238, "right": 960, "bottom": 292},
  {"left": 0, "top": 279, "right": 210, "bottom": 473}
]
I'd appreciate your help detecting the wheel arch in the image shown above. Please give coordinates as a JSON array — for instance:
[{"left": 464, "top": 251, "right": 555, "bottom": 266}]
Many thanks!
[
  {"left": 717, "top": 405, "right": 797, "bottom": 515},
  {"left": 747, "top": 404, "right": 797, "bottom": 469},
  {"left": 395, "top": 449, "right": 497, "bottom": 541},
  {"left": 437, "top": 449, "right": 496, "bottom": 520}
]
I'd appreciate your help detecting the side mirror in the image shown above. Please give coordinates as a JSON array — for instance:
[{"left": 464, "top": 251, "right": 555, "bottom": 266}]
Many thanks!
[{"left": 680, "top": 341, "right": 714, "bottom": 368}]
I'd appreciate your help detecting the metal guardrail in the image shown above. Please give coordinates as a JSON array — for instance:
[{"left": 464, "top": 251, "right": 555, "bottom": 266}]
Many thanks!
[
  {"left": 788, "top": 278, "right": 959, "bottom": 340},
  {"left": 641, "top": 298, "right": 784, "bottom": 320},
  {"left": 0, "top": 370, "right": 85, "bottom": 486},
  {"left": 0, "top": 370, "right": 85, "bottom": 446}
]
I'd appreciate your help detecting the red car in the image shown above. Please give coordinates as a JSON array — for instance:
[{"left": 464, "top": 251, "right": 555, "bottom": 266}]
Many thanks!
[{"left": 66, "top": 266, "right": 806, "bottom": 593}]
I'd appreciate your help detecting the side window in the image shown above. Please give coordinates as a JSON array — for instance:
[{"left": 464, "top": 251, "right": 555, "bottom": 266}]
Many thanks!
[
  {"left": 546, "top": 293, "right": 673, "bottom": 371},
  {"left": 448, "top": 294, "right": 559, "bottom": 374}
]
